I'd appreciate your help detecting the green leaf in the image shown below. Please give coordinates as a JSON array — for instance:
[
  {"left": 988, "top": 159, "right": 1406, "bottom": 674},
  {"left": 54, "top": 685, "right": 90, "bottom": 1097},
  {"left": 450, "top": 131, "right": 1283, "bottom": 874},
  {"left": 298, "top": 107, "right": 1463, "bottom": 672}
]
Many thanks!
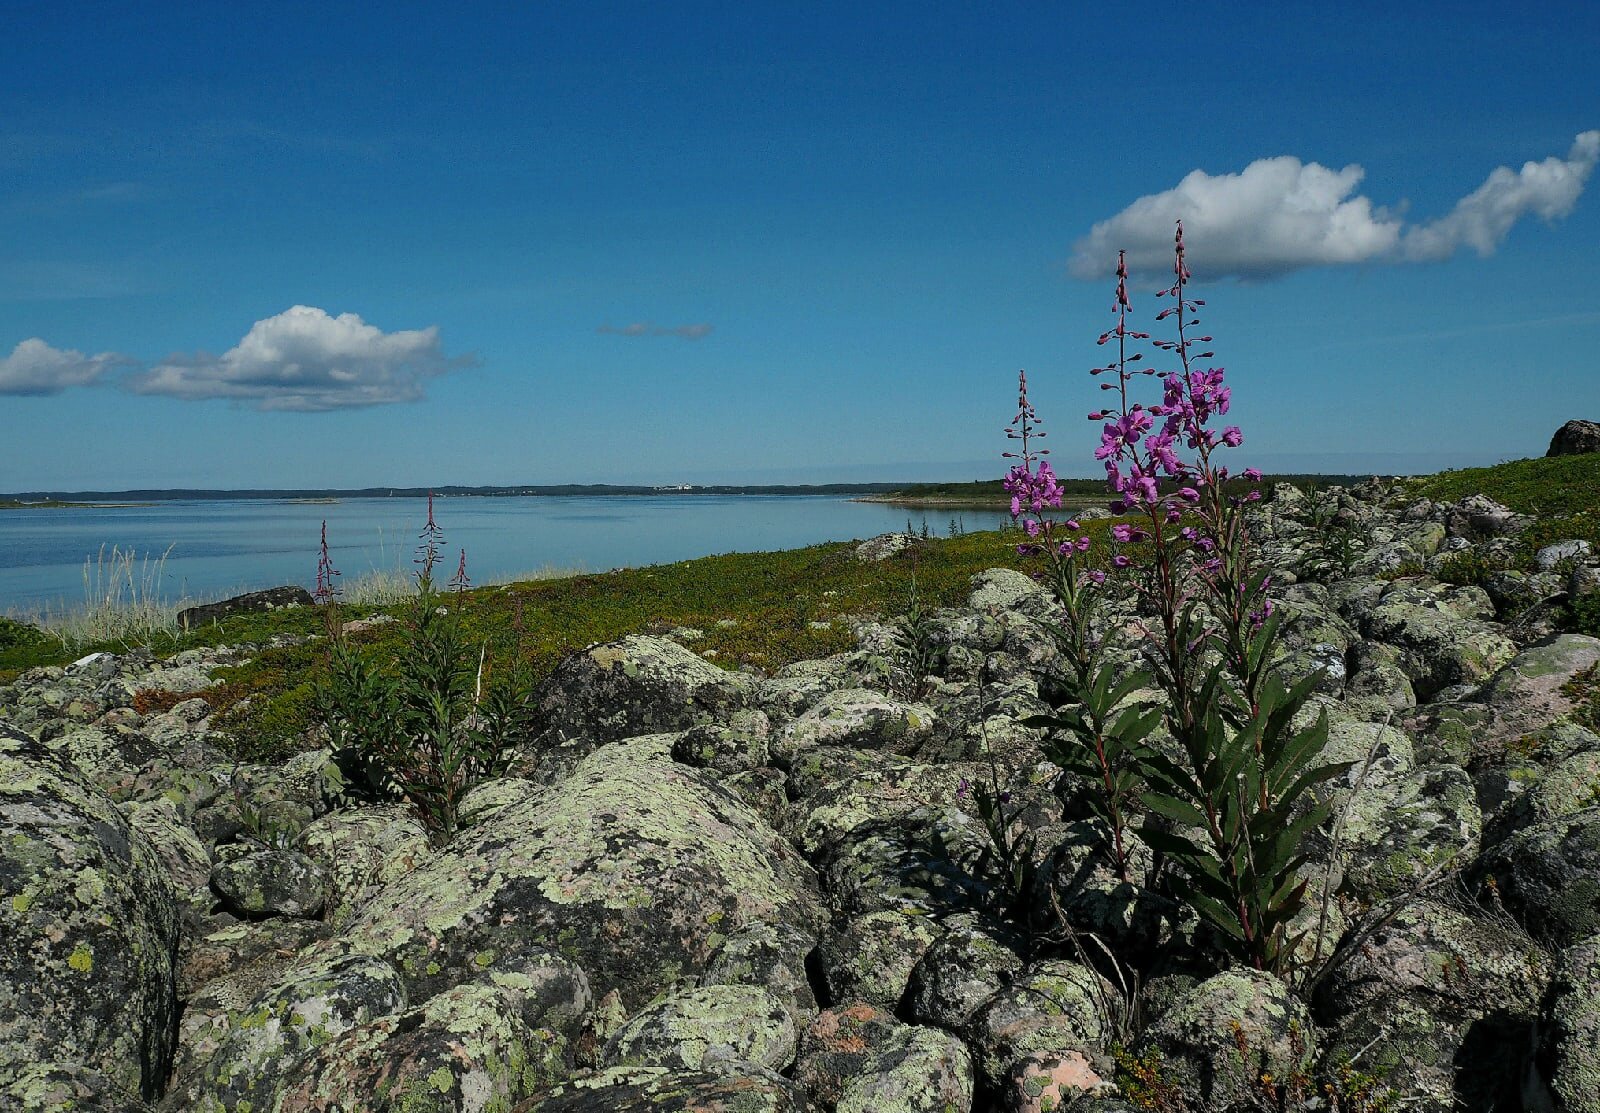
[{"left": 1142, "top": 792, "right": 1208, "bottom": 829}]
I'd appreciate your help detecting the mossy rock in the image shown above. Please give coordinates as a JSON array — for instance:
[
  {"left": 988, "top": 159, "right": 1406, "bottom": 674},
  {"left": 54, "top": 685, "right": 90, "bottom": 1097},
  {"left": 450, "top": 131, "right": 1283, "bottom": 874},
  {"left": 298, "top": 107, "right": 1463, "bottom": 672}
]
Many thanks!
[
  {"left": 276, "top": 981, "right": 568, "bottom": 1112},
  {"left": 816, "top": 909, "right": 943, "bottom": 1012},
  {"left": 964, "top": 960, "right": 1117, "bottom": 1091},
  {"left": 1136, "top": 970, "right": 1315, "bottom": 1110},
  {"left": 342, "top": 744, "right": 823, "bottom": 1011},
  {"left": 0, "top": 721, "right": 179, "bottom": 1105},
  {"left": 603, "top": 983, "right": 797, "bottom": 1073}
]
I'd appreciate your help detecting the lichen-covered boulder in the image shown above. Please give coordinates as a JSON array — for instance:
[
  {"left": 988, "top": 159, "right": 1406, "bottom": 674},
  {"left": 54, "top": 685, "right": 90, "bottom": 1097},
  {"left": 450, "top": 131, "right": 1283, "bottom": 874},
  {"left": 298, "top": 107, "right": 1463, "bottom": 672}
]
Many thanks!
[
  {"left": 603, "top": 984, "right": 797, "bottom": 1073},
  {"left": 834, "top": 1023, "right": 974, "bottom": 1113},
  {"left": 1344, "top": 641, "right": 1417, "bottom": 719},
  {"left": 1314, "top": 900, "right": 1549, "bottom": 1111},
  {"left": 126, "top": 794, "right": 212, "bottom": 901},
  {"left": 0, "top": 721, "right": 179, "bottom": 1105},
  {"left": 44, "top": 722, "right": 164, "bottom": 795},
  {"left": 512, "top": 1065, "right": 805, "bottom": 1112},
  {"left": 1340, "top": 763, "right": 1480, "bottom": 901},
  {"left": 1477, "top": 634, "right": 1600, "bottom": 742},
  {"left": 1002, "top": 1051, "right": 1109, "bottom": 1113},
  {"left": 193, "top": 751, "right": 333, "bottom": 848},
  {"left": 817, "top": 909, "right": 943, "bottom": 1011},
  {"left": 457, "top": 776, "right": 543, "bottom": 828},
  {"left": 969, "top": 568, "right": 1055, "bottom": 619},
  {"left": 1543, "top": 933, "right": 1600, "bottom": 1112},
  {"left": 1479, "top": 807, "right": 1600, "bottom": 947},
  {"left": 1363, "top": 593, "right": 1517, "bottom": 700},
  {"left": 816, "top": 804, "right": 991, "bottom": 918},
  {"left": 701, "top": 922, "right": 818, "bottom": 1032},
  {"left": 964, "top": 960, "right": 1118, "bottom": 1090},
  {"left": 1444, "top": 493, "right": 1529, "bottom": 539},
  {"left": 773, "top": 688, "right": 937, "bottom": 762},
  {"left": 1032, "top": 821, "right": 1167, "bottom": 951},
  {"left": 3, "top": 1062, "right": 156, "bottom": 1113},
  {"left": 1137, "top": 970, "right": 1315, "bottom": 1110},
  {"left": 343, "top": 745, "right": 823, "bottom": 1010},
  {"left": 670, "top": 710, "right": 772, "bottom": 775},
  {"left": 793, "top": 1004, "right": 907, "bottom": 1109},
  {"left": 906, "top": 913, "right": 1027, "bottom": 1031},
  {"left": 210, "top": 846, "right": 333, "bottom": 918},
  {"left": 176, "top": 915, "right": 332, "bottom": 999},
  {"left": 529, "top": 636, "right": 752, "bottom": 772},
  {"left": 181, "top": 951, "right": 409, "bottom": 1112},
  {"left": 791, "top": 754, "right": 974, "bottom": 857},
  {"left": 294, "top": 805, "right": 432, "bottom": 924},
  {"left": 275, "top": 981, "right": 568, "bottom": 1112}
]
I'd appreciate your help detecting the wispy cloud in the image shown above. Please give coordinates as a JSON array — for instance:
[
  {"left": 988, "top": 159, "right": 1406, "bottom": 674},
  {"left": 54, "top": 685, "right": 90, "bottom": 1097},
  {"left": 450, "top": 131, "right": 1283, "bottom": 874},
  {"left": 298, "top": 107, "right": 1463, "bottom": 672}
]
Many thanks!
[
  {"left": 1071, "top": 131, "right": 1600, "bottom": 281},
  {"left": 0, "top": 338, "right": 127, "bottom": 396},
  {"left": 127, "top": 305, "right": 473, "bottom": 411},
  {"left": 598, "top": 321, "right": 714, "bottom": 340}
]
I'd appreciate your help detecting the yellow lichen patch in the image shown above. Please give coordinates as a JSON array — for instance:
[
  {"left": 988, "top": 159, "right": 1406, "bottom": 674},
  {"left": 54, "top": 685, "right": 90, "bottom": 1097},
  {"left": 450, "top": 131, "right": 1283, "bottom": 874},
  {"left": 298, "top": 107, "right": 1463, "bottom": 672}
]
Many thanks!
[{"left": 67, "top": 941, "right": 94, "bottom": 973}]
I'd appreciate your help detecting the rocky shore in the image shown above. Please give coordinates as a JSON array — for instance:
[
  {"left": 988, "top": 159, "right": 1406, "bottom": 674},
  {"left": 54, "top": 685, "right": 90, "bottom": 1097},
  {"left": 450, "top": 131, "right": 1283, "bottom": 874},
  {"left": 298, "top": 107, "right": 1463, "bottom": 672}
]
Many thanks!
[{"left": 4, "top": 479, "right": 1600, "bottom": 1112}]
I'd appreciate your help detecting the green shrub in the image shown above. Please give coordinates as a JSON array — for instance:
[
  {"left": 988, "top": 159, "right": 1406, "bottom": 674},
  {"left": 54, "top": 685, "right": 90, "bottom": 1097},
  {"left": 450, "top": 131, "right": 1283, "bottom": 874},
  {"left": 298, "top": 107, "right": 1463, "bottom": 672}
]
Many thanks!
[
  {"left": 314, "top": 577, "right": 536, "bottom": 840},
  {"left": 0, "top": 616, "right": 45, "bottom": 653},
  {"left": 1568, "top": 593, "right": 1600, "bottom": 639}
]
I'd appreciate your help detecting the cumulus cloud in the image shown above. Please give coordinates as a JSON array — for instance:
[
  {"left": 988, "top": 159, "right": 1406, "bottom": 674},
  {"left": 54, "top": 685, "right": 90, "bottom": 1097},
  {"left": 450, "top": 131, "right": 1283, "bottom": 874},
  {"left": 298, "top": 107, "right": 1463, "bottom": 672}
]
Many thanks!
[
  {"left": 598, "top": 321, "right": 714, "bottom": 340},
  {"left": 0, "top": 338, "right": 125, "bottom": 395},
  {"left": 128, "top": 305, "right": 470, "bottom": 411},
  {"left": 1071, "top": 131, "right": 1600, "bottom": 281}
]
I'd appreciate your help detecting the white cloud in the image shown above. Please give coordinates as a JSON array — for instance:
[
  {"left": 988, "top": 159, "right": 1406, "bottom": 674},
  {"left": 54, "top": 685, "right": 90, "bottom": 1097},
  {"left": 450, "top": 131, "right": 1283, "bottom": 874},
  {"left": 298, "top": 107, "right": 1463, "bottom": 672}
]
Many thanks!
[
  {"left": 1402, "top": 131, "right": 1600, "bottom": 260},
  {"left": 129, "top": 305, "right": 469, "bottom": 411},
  {"left": 1071, "top": 131, "right": 1600, "bottom": 281},
  {"left": 598, "top": 321, "right": 714, "bottom": 340},
  {"left": 0, "top": 338, "right": 124, "bottom": 395}
]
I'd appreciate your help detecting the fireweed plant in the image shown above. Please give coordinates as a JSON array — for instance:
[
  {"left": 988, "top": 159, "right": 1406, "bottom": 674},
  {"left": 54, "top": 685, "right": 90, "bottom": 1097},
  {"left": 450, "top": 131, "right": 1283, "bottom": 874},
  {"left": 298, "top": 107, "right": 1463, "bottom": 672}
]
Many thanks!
[
  {"left": 1009, "top": 224, "right": 1346, "bottom": 975},
  {"left": 313, "top": 497, "right": 535, "bottom": 840},
  {"left": 1004, "top": 372, "right": 1161, "bottom": 885}
]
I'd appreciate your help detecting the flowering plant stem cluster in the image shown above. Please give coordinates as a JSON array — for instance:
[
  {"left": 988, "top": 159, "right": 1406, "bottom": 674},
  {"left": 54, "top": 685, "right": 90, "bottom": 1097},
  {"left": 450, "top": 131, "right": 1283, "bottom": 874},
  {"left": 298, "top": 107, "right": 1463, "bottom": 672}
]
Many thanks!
[
  {"left": 1008, "top": 224, "right": 1347, "bottom": 974},
  {"left": 312, "top": 498, "right": 535, "bottom": 840}
]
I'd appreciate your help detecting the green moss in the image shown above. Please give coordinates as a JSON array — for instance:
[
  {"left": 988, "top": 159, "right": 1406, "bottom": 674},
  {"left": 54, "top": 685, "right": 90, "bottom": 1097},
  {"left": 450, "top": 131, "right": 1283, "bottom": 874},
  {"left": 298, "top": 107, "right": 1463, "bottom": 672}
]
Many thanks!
[{"left": 1408, "top": 454, "right": 1600, "bottom": 517}]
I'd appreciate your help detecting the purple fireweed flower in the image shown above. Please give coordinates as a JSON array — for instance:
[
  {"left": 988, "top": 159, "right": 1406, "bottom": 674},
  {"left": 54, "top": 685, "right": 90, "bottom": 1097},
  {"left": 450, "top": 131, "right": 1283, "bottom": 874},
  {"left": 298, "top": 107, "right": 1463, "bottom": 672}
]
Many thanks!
[{"left": 1222, "top": 426, "right": 1243, "bottom": 448}]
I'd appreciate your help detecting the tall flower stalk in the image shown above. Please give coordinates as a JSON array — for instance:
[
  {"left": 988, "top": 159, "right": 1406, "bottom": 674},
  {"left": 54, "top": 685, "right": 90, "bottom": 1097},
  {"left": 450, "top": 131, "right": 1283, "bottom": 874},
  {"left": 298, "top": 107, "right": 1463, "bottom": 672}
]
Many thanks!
[
  {"left": 1009, "top": 223, "right": 1347, "bottom": 973},
  {"left": 1084, "top": 223, "right": 1346, "bottom": 973},
  {"left": 1005, "top": 371, "right": 1160, "bottom": 883}
]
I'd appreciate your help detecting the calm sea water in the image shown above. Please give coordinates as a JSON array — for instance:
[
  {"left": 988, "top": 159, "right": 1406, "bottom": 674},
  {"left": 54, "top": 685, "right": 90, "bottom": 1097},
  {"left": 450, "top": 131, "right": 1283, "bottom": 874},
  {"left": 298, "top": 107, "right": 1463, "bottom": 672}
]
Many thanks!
[{"left": 0, "top": 496, "right": 1011, "bottom": 614}]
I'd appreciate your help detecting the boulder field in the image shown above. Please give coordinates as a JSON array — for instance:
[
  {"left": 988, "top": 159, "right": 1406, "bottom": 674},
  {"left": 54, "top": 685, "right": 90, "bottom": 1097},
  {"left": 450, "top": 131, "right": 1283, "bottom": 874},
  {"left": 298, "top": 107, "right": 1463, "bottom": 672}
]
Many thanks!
[{"left": 4, "top": 479, "right": 1600, "bottom": 1111}]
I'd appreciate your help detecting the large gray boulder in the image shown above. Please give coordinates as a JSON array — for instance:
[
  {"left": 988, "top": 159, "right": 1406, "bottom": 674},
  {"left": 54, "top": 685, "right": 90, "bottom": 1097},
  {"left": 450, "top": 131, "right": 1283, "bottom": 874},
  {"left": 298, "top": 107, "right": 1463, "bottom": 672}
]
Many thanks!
[
  {"left": 1543, "top": 933, "right": 1600, "bottom": 1112},
  {"left": 1549, "top": 419, "right": 1600, "bottom": 456},
  {"left": 342, "top": 744, "right": 824, "bottom": 1011},
  {"left": 1316, "top": 900, "right": 1549, "bottom": 1111},
  {"left": 1479, "top": 808, "right": 1600, "bottom": 947},
  {"left": 528, "top": 636, "right": 753, "bottom": 776},
  {"left": 1138, "top": 970, "right": 1315, "bottom": 1110},
  {"left": 177, "top": 585, "right": 313, "bottom": 630},
  {"left": 275, "top": 981, "right": 568, "bottom": 1111},
  {"left": 0, "top": 721, "right": 179, "bottom": 1105}
]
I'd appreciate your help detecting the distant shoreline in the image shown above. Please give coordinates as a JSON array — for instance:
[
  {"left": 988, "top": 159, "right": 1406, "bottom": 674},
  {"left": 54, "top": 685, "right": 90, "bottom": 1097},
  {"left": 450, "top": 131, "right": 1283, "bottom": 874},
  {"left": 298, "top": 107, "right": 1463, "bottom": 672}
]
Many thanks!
[
  {"left": 0, "top": 483, "right": 911, "bottom": 503},
  {"left": 0, "top": 500, "right": 156, "bottom": 510}
]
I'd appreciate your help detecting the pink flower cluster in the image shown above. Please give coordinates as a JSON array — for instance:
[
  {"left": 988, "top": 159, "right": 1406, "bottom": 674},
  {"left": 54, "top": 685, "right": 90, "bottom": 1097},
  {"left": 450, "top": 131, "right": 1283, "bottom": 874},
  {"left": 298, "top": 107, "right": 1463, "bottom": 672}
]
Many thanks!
[
  {"left": 1002, "top": 370, "right": 1096, "bottom": 568},
  {"left": 1088, "top": 226, "right": 1260, "bottom": 517}
]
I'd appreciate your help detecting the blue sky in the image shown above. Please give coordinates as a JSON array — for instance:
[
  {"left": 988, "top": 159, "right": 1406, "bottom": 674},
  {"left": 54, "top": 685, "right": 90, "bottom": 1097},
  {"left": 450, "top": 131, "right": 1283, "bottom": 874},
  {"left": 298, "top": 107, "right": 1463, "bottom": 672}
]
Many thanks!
[{"left": 3, "top": 1, "right": 1597, "bottom": 490}]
